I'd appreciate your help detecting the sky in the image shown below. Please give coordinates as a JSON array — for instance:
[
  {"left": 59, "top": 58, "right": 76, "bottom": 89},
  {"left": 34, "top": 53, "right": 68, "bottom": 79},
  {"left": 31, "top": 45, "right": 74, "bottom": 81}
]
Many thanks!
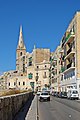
[{"left": 0, "top": 0, "right": 80, "bottom": 72}]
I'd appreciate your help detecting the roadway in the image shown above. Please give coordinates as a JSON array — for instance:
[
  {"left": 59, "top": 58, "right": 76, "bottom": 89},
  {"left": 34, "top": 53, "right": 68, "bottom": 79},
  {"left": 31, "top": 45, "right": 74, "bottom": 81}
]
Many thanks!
[{"left": 38, "top": 96, "right": 80, "bottom": 120}]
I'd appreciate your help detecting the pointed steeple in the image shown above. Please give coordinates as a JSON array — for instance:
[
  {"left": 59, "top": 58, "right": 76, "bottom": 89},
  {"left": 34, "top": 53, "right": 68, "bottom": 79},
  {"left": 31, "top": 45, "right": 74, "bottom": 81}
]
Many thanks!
[
  {"left": 34, "top": 44, "right": 36, "bottom": 49},
  {"left": 17, "top": 25, "right": 26, "bottom": 50}
]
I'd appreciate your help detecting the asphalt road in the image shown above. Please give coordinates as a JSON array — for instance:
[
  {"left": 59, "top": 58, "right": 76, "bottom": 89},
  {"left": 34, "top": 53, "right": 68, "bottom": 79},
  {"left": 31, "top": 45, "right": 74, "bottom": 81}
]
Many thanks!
[{"left": 38, "top": 96, "right": 80, "bottom": 120}]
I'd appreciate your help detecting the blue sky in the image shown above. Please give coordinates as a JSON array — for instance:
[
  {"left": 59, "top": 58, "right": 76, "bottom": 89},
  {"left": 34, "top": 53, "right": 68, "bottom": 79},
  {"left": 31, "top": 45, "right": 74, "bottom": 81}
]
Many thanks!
[{"left": 0, "top": 0, "right": 80, "bottom": 72}]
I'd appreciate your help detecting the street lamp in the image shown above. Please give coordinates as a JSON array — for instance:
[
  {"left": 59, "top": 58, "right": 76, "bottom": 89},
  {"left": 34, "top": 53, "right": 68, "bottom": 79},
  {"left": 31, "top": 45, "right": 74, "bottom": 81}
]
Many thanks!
[{"left": 36, "top": 72, "right": 39, "bottom": 91}]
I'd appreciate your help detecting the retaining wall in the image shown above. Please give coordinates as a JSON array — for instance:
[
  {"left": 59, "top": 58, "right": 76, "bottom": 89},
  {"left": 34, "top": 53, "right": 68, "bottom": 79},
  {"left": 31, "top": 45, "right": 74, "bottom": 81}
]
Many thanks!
[{"left": 0, "top": 92, "right": 32, "bottom": 120}]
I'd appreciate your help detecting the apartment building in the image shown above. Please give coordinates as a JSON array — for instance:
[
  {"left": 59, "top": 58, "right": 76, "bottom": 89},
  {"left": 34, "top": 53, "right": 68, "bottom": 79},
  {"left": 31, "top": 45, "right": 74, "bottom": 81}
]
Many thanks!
[
  {"left": 50, "top": 12, "right": 80, "bottom": 98},
  {"left": 50, "top": 46, "right": 61, "bottom": 92},
  {"left": 60, "top": 12, "right": 80, "bottom": 98}
]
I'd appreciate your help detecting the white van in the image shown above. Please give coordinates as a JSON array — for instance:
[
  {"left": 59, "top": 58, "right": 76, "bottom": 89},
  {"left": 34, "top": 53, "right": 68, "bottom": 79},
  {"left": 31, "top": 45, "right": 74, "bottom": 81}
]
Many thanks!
[{"left": 67, "top": 89, "right": 79, "bottom": 100}]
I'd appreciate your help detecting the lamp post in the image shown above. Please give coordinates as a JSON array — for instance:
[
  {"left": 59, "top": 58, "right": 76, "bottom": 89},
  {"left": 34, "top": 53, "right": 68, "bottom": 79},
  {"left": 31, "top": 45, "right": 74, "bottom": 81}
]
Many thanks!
[{"left": 36, "top": 71, "right": 39, "bottom": 91}]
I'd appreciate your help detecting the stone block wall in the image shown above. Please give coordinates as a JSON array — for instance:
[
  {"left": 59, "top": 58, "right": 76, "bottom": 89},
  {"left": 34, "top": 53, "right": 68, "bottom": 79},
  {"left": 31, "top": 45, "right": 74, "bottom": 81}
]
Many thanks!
[
  {"left": 0, "top": 92, "right": 32, "bottom": 120},
  {"left": 35, "top": 49, "right": 50, "bottom": 63}
]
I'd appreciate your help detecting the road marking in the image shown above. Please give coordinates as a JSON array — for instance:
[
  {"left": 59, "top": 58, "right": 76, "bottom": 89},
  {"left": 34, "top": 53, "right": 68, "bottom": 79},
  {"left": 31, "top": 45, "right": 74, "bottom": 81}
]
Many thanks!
[{"left": 69, "top": 114, "right": 72, "bottom": 118}]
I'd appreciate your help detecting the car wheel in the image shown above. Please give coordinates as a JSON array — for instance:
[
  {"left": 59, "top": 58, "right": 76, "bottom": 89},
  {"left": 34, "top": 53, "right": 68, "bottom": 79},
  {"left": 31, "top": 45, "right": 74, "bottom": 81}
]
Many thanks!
[
  {"left": 48, "top": 97, "right": 50, "bottom": 101},
  {"left": 77, "top": 98, "right": 79, "bottom": 100},
  {"left": 67, "top": 96, "right": 69, "bottom": 99}
]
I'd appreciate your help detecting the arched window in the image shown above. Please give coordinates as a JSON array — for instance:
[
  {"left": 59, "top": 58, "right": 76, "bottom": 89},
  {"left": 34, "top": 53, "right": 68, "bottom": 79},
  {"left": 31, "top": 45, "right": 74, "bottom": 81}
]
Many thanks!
[
  {"left": 20, "top": 52, "right": 22, "bottom": 56},
  {"left": 23, "top": 82, "right": 25, "bottom": 85},
  {"left": 9, "top": 82, "right": 10, "bottom": 86}
]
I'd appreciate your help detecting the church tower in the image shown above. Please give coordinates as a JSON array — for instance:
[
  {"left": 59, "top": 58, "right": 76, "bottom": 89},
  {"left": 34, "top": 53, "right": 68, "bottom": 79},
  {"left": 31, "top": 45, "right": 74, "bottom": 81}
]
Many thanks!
[{"left": 16, "top": 26, "right": 26, "bottom": 74}]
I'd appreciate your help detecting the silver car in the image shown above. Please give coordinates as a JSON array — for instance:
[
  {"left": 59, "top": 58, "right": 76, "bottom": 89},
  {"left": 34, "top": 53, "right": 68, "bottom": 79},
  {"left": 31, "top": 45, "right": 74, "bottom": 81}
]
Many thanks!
[
  {"left": 39, "top": 92, "right": 50, "bottom": 101},
  {"left": 67, "top": 89, "right": 79, "bottom": 100}
]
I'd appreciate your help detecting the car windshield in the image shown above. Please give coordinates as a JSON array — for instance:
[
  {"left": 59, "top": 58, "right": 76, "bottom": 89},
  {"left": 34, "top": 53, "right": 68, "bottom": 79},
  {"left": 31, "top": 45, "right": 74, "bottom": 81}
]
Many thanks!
[
  {"left": 63, "top": 92, "right": 67, "bottom": 95},
  {"left": 72, "top": 91, "right": 78, "bottom": 94},
  {"left": 41, "top": 92, "right": 48, "bottom": 95}
]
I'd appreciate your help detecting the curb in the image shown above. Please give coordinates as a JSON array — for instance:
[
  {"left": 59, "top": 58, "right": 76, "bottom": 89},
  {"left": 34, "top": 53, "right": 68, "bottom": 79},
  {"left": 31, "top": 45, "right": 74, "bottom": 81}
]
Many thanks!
[{"left": 25, "top": 95, "right": 37, "bottom": 120}]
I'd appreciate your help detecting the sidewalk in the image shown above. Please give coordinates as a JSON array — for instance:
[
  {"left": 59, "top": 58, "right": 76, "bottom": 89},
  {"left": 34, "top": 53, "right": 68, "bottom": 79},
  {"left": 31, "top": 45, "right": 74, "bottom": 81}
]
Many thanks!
[{"left": 25, "top": 95, "right": 37, "bottom": 120}]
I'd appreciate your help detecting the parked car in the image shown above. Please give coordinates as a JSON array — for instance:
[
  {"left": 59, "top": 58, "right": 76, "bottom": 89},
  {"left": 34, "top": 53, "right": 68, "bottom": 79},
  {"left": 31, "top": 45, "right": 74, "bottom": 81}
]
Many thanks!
[
  {"left": 39, "top": 91, "right": 50, "bottom": 101},
  {"left": 55, "top": 92, "right": 59, "bottom": 97},
  {"left": 51, "top": 91, "right": 57, "bottom": 96},
  {"left": 37, "top": 91, "right": 41, "bottom": 96},
  {"left": 59, "top": 92, "right": 67, "bottom": 98},
  {"left": 67, "top": 89, "right": 79, "bottom": 100}
]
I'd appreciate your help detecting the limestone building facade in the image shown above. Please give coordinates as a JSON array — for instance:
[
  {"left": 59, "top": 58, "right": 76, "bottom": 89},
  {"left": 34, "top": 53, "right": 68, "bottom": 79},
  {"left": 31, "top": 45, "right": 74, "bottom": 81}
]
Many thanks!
[
  {"left": 50, "top": 12, "right": 80, "bottom": 98},
  {"left": 14, "top": 26, "right": 50, "bottom": 91}
]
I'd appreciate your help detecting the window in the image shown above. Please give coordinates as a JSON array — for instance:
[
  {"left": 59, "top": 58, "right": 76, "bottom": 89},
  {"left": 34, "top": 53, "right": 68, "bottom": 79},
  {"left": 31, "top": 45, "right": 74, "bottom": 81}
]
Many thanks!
[
  {"left": 20, "top": 52, "right": 22, "bottom": 56},
  {"left": 44, "top": 72, "right": 46, "bottom": 76},
  {"left": 28, "top": 57, "right": 32, "bottom": 66},
  {"left": 41, "top": 93, "right": 48, "bottom": 95},
  {"left": 73, "top": 71, "right": 75, "bottom": 76},
  {"left": 43, "top": 72, "right": 47, "bottom": 78},
  {"left": 14, "top": 71, "right": 18, "bottom": 73},
  {"left": 36, "top": 73, "right": 38, "bottom": 75},
  {"left": 36, "top": 73, "right": 39, "bottom": 81},
  {"left": 45, "top": 65, "right": 46, "bottom": 68},
  {"left": 71, "top": 86, "right": 73, "bottom": 89},
  {"left": 23, "top": 64, "right": 25, "bottom": 72},
  {"left": 19, "top": 82, "right": 20, "bottom": 85},
  {"left": 28, "top": 73, "right": 33, "bottom": 79},
  {"left": 71, "top": 73, "right": 72, "bottom": 78},
  {"left": 23, "top": 82, "right": 25, "bottom": 85},
  {"left": 23, "top": 56, "right": 25, "bottom": 61},
  {"left": 14, "top": 82, "right": 16, "bottom": 86},
  {"left": 73, "top": 90, "right": 78, "bottom": 94},
  {"left": 30, "top": 82, "right": 34, "bottom": 89},
  {"left": 21, "top": 74, "right": 23, "bottom": 76},
  {"left": 9, "top": 82, "right": 10, "bottom": 86},
  {"left": 37, "top": 66, "right": 39, "bottom": 69},
  {"left": 73, "top": 25, "right": 75, "bottom": 33},
  {"left": 61, "top": 75, "right": 63, "bottom": 81}
]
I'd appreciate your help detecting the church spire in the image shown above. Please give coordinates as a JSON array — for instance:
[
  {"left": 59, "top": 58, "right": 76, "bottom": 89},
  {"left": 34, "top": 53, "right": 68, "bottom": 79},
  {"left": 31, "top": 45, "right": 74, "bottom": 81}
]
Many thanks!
[
  {"left": 17, "top": 25, "right": 26, "bottom": 50},
  {"left": 20, "top": 25, "right": 22, "bottom": 37}
]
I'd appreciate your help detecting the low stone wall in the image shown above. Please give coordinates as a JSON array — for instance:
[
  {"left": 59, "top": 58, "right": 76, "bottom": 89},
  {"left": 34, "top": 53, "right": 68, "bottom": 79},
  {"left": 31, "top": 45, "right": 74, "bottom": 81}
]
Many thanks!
[{"left": 0, "top": 92, "right": 32, "bottom": 120}]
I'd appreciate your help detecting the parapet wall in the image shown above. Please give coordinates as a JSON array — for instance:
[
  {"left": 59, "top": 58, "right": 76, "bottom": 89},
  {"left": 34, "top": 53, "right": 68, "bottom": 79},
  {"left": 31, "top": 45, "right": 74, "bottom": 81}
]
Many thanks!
[{"left": 0, "top": 92, "right": 32, "bottom": 120}]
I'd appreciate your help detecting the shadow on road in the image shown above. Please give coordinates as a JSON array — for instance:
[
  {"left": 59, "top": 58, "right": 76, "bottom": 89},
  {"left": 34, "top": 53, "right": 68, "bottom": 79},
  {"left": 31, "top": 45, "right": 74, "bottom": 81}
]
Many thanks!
[{"left": 14, "top": 94, "right": 34, "bottom": 120}]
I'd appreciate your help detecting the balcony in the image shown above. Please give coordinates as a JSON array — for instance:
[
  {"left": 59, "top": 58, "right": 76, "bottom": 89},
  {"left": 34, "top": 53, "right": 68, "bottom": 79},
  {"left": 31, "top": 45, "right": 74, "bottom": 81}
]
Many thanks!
[
  {"left": 63, "top": 62, "right": 75, "bottom": 73},
  {"left": 67, "top": 47, "right": 72, "bottom": 55},
  {"left": 67, "top": 62, "right": 72, "bottom": 69},
  {"left": 52, "top": 72, "right": 55, "bottom": 75},
  {"left": 65, "top": 32, "right": 75, "bottom": 44},
  {"left": 62, "top": 55, "right": 65, "bottom": 61},
  {"left": 60, "top": 67, "right": 65, "bottom": 73},
  {"left": 64, "top": 48, "right": 75, "bottom": 60}
]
